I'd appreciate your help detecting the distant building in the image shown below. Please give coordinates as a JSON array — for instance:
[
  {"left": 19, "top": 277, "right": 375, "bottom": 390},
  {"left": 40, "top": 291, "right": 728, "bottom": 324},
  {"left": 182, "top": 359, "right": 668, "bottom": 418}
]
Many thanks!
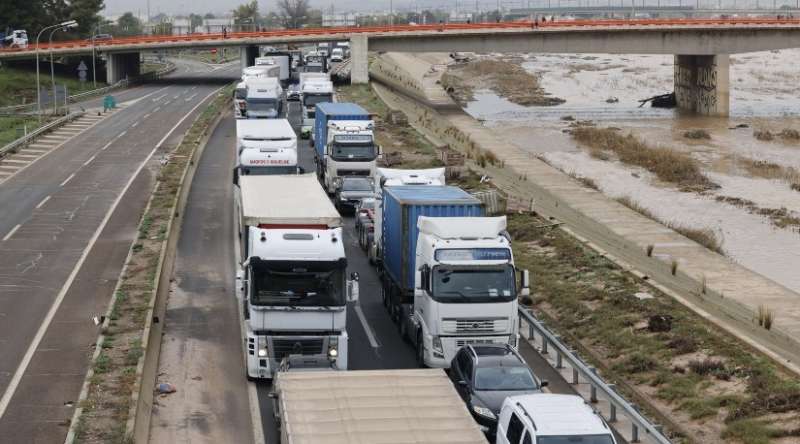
[
  {"left": 449, "top": 11, "right": 474, "bottom": 23},
  {"left": 323, "top": 12, "right": 358, "bottom": 27}
]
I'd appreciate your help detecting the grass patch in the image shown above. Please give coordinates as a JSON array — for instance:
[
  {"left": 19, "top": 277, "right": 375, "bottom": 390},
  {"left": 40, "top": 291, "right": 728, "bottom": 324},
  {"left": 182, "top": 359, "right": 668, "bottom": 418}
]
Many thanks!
[
  {"left": 0, "top": 115, "right": 47, "bottom": 146},
  {"left": 572, "top": 126, "right": 716, "bottom": 191},
  {"left": 0, "top": 66, "right": 95, "bottom": 107},
  {"left": 683, "top": 129, "right": 711, "bottom": 140}
]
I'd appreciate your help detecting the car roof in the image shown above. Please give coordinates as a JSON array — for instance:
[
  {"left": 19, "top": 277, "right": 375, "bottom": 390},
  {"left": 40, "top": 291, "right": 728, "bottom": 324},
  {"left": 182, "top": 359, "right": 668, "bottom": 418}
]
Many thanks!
[
  {"left": 507, "top": 394, "right": 612, "bottom": 437},
  {"left": 468, "top": 344, "right": 526, "bottom": 368}
]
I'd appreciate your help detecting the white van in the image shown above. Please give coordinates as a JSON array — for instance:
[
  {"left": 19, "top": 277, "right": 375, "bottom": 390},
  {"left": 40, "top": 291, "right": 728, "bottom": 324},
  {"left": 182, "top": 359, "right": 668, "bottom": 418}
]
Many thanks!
[
  {"left": 330, "top": 47, "right": 344, "bottom": 62},
  {"left": 497, "top": 394, "right": 617, "bottom": 444},
  {"left": 245, "top": 78, "right": 283, "bottom": 119}
]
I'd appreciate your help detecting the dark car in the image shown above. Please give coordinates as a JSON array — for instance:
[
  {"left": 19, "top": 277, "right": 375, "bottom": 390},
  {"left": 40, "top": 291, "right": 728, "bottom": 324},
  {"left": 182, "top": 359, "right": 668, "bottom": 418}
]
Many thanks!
[
  {"left": 287, "top": 84, "right": 300, "bottom": 101},
  {"left": 450, "top": 344, "right": 546, "bottom": 436},
  {"left": 88, "top": 33, "right": 113, "bottom": 42},
  {"left": 354, "top": 197, "right": 376, "bottom": 252},
  {"left": 334, "top": 176, "right": 374, "bottom": 213}
]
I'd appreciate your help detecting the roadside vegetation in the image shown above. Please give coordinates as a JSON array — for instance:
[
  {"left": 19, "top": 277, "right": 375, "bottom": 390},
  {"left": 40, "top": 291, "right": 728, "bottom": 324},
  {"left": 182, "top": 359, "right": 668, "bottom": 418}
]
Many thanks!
[
  {"left": 0, "top": 115, "right": 43, "bottom": 146},
  {"left": 0, "top": 65, "right": 95, "bottom": 107},
  {"left": 74, "top": 86, "right": 232, "bottom": 443},
  {"left": 441, "top": 58, "right": 565, "bottom": 107},
  {"left": 355, "top": 79, "right": 800, "bottom": 443},
  {"left": 572, "top": 126, "right": 717, "bottom": 192}
]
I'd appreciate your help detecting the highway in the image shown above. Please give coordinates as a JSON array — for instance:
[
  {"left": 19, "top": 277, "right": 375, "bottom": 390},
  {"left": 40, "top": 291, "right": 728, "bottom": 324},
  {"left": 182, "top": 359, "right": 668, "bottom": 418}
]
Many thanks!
[
  {"left": 149, "top": 76, "right": 603, "bottom": 442},
  {"left": 0, "top": 58, "right": 239, "bottom": 443}
]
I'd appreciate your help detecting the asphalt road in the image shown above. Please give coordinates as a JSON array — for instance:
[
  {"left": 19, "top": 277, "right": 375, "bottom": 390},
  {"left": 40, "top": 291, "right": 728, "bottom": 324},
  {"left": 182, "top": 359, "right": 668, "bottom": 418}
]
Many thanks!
[{"left": 0, "top": 58, "right": 240, "bottom": 443}]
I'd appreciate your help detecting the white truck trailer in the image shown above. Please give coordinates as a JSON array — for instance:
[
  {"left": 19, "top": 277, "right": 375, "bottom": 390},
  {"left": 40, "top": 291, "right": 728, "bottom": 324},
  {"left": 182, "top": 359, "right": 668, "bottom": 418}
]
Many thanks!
[
  {"left": 271, "top": 369, "right": 488, "bottom": 444},
  {"left": 234, "top": 174, "right": 359, "bottom": 380},
  {"left": 234, "top": 119, "right": 299, "bottom": 176},
  {"left": 298, "top": 75, "right": 333, "bottom": 139},
  {"left": 245, "top": 77, "right": 283, "bottom": 119},
  {"left": 255, "top": 55, "right": 290, "bottom": 85}
]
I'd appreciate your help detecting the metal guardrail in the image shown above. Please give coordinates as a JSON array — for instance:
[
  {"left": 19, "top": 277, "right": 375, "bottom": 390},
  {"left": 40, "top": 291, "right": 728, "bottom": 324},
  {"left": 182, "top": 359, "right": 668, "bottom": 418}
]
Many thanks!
[
  {"left": 0, "top": 110, "right": 85, "bottom": 158},
  {"left": 518, "top": 308, "right": 672, "bottom": 444}
]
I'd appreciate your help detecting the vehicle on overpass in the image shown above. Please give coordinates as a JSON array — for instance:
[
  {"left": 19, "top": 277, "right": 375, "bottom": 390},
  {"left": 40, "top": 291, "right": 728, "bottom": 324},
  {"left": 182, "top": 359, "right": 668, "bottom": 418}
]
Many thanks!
[
  {"left": 378, "top": 186, "right": 529, "bottom": 368},
  {"left": 368, "top": 167, "right": 445, "bottom": 266},
  {"left": 270, "top": 369, "right": 488, "bottom": 444},
  {"left": 245, "top": 77, "right": 283, "bottom": 119},
  {"left": 449, "top": 344, "right": 546, "bottom": 436},
  {"left": 233, "top": 81, "right": 247, "bottom": 118},
  {"left": 330, "top": 47, "right": 344, "bottom": 62},
  {"left": 234, "top": 119, "right": 299, "bottom": 176},
  {"left": 496, "top": 394, "right": 617, "bottom": 444},
  {"left": 1, "top": 30, "right": 28, "bottom": 48},
  {"left": 298, "top": 74, "right": 332, "bottom": 138},
  {"left": 314, "top": 102, "right": 379, "bottom": 194},
  {"left": 234, "top": 174, "right": 359, "bottom": 380}
]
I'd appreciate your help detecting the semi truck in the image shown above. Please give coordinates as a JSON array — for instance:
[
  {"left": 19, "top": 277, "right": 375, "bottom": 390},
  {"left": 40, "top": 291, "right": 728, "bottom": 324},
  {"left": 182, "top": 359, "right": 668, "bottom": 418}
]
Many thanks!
[
  {"left": 234, "top": 119, "right": 299, "bottom": 176},
  {"left": 245, "top": 77, "right": 283, "bottom": 119},
  {"left": 298, "top": 74, "right": 333, "bottom": 138},
  {"left": 368, "top": 167, "right": 446, "bottom": 265},
  {"left": 241, "top": 65, "right": 279, "bottom": 81},
  {"left": 1, "top": 30, "right": 28, "bottom": 48},
  {"left": 379, "top": 186, "right": 529, "bottom": 368},
  {"left": 255, "top": 54, "right": 290, "bottom": 85},
  {"left": 313, "top": 102, "right": 379, "bottom": 194},
  {"left": 233, "top": 81, "right": 247, "bottom": 118},
  {"left": 271, "top": 369, "right": 488, "bottom": 444},
  {"left": 234, "top": 174, "right": 360, "bottom": 380}
]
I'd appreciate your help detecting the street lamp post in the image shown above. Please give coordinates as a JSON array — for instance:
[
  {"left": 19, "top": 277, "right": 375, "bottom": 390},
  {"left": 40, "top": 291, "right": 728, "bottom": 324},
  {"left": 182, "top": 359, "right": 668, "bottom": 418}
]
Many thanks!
[
  {"left": 49, "top": 23, "right": 78, "bottom": 115},
  {"left": 35, "top": 20, "right": 77, "bottom": 122}
]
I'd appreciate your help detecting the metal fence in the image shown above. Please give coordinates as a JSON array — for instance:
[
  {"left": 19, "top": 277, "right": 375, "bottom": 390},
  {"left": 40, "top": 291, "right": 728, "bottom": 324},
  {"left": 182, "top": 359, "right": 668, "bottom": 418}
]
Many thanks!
[
  {"left": 0, "top": 111, "right": 85, "bottom": 159},
  {"left": 518, "top": 307, "right": 672, "bottom": 444}
]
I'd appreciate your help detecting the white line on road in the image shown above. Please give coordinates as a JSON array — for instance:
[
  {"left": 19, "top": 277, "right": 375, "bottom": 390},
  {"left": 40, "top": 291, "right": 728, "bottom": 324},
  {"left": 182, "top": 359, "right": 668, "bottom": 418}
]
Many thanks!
[
  {"left": 131, "top": 121, "right": 140, "bottom": 128},
  {"left": 185, "top": 93, "right": 198, "bottom": 102},
  {"left": 117, "top": 130, "right": 127, "bottom": 139},
  {"left": 164, "top": 100, "right": 172, "bottom": 106},
  {"left": 35, "top": 196, "right": 51, "bottom": 209},
  {"left": 142, "top": 113, "right": 151, "bottom": 119},
  {"left": 83, "top": 154, "right": 97, "bottom": 166},
  {"left": 152, "top": 93, "right": 167, "bottom": 102},
  {"left": 59, "top": 173, "right": 75, "bottom": 187},
  {"left": 0, "top": 86, "right": 225, "bottom": 421},
  {"left": 355, "top": 304, "right": 380, "bottom": 348},
  {"left": 153, "top": 106, "right": 161, "bottom": 112},
  {"left": 100, "top": 140, "right": 114, "bottom": 151},
  {"left": 2, "top": 224, "right": 20, "bottom": 242}
]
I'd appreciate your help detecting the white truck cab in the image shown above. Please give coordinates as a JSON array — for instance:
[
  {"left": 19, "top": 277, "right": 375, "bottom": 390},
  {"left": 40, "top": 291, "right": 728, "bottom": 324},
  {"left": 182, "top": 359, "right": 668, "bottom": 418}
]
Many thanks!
[
  {"left": 497, "top": 394, "right": 617, "bottom": 444},
  {"left": 245, "top": 77, "right": 283, "bottom": 119},
  {"left": 330, "top": 47, "right": 344, "bottom": 62},
  {"left": 235, "top": 119, "right": 298, "bottom": 175},
  {"left": 320, "top": 120, "right": 378, "bottom": 193},
  {"left": 299, "top": 78, "right": 333, "bottom": 138},
  {"left": 3, "top": 30, "right": 28, "bottom": 48}
]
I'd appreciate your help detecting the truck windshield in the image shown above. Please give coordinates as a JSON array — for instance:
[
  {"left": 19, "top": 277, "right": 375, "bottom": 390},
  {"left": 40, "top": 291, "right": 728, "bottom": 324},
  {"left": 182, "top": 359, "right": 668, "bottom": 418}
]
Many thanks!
[
  {"left": 537, "top": 435, "right": 615, "bottom": 444},
  {"left": 239, "top": 166, "right": 297, "bottom": 175},
  {"left": 330, "top": 142, "right": 377, "bottom": 161},
  {"left": 431, "top": 265, "right": 516, "bottom": 303},
  {"left": 250, "top": 261, "right": 346, "bottom": 307},
  {"left": 304, "top": 94, "right": 332, "bottom": 107},
  {"left": 247, "top": 98, "right": 280, "bottom": 117}
]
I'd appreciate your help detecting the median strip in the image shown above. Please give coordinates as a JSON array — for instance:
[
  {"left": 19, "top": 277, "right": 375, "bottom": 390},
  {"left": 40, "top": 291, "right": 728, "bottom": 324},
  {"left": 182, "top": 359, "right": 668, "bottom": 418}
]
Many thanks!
[{"left": 65, "top": 85, "right": 232, "bottom": 444}]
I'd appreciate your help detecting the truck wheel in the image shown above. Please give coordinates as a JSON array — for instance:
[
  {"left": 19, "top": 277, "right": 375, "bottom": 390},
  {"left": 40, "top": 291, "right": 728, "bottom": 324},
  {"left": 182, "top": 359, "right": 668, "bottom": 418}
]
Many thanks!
[
  {"left": 416, "top": 332, "right": 427, "bottom": 368},
  {"left": 399, "top": 315, "right": 410, "bottom": 343},
  {"left": 381, "top": 285, "right": 389, "bottom": 309}
]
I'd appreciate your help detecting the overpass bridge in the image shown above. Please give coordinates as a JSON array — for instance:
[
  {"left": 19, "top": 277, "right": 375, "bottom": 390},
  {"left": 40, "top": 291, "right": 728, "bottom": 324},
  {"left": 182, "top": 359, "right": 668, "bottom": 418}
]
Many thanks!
[
  {"left": 508, "top": 6, "right": 800, "bottom": 17},
  {"left": 3, "top": 18, "right": 800, "bottom": 116}
]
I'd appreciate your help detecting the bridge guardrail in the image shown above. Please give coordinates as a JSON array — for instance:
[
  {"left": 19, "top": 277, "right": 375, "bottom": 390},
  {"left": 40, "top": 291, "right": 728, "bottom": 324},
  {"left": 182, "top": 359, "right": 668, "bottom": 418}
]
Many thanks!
[
  {"left": 0, "top": 110, "right": 85, "bottom": 159},
  {"left": 518, "top": 307, "right": 672, "bottom": 444}
]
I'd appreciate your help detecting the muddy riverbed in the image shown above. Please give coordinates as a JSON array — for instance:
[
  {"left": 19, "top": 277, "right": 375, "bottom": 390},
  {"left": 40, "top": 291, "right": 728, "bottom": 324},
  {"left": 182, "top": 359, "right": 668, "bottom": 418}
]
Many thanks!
[{"left": 460, "top": 50, "right": 800, "bottom": 293}]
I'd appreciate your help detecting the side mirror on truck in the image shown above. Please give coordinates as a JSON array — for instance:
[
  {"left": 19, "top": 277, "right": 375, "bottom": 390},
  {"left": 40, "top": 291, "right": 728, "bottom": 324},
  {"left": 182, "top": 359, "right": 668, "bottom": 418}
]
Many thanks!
[
  {"left": 347, "top": 276, "right": 360, "bottom": 303},
  {"left": 519, "top": 269, "right": 531, "bottom": 297},
  {"left": 417, "top": 265, "right": 430, "bottom": 293},
  {"left": 232, "top": 167, "right": 240, "bottom": 186}
]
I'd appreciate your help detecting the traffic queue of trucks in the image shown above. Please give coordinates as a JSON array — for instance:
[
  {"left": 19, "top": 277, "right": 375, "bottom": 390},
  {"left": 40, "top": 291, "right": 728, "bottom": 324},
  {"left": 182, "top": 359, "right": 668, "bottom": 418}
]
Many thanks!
[{"left": 230, "top": 46, "right": 617, "bottom": 444}]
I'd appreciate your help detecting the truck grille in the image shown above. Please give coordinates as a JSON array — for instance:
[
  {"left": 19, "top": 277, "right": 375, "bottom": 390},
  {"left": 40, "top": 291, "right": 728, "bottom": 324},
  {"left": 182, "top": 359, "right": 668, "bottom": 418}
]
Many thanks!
[
  {"left": 336, "top": 169, "right": 370, "bottom": 177},
  {"left": 442, "top": 318, "right": 509, "bottom": 334},
  {"left": 271, "top": 338, "right": 324, "bottom": 359},
  {"left": 455, "top": 338, "right": 503, "bottom": 348}
]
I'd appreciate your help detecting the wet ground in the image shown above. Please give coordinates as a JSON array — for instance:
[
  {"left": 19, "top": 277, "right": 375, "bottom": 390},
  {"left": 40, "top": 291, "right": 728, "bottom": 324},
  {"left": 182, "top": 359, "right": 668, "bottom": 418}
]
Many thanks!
[{"left": 461, "top": 50, "right": 800, "bottom": 293}]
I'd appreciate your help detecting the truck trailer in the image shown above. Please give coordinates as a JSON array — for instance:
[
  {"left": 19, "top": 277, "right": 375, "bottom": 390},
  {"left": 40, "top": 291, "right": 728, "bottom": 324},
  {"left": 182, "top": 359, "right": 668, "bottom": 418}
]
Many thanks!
[
  {"left": 234, "top": 119, "right": 299, "bottom": 177},
  {"left": 313, "top": 102, "right": 379, "bottom": 194},
  {"left": 271, "top": 369, "right": 488, "bottom": 444},
  {"left": 379, "top": 186, "right": 530, "bottom": 368},
  {"left": 234, "top": 174, "right": 360, "bottom": 379}
]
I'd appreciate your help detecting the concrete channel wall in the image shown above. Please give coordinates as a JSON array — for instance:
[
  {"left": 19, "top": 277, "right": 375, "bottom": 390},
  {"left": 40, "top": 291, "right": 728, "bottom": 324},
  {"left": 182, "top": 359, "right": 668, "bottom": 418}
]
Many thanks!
[{"left": 368, "top": 52, "right": 800, "bottom": 377}]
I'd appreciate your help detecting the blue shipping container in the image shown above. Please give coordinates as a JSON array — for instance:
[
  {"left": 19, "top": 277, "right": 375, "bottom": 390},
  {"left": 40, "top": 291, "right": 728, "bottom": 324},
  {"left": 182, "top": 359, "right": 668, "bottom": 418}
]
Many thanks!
[
  {"left": 382, "top": 186, "right": 484, "bottom": 293},
  {"left": 313, "top": 103, "right": 370, "bottom": 159}
]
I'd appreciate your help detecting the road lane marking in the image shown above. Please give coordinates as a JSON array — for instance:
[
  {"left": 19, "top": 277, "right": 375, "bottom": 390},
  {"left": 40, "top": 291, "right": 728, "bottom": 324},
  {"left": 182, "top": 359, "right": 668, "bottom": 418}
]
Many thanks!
[
  {"left": 2, "top": 224, "right": 20, "bottom": 241},
  {"left": 131, "top": 121, "right": 140, "bottom": 128},
  {"left": 164, "top": 100, "right": 172, "bottom": 106},
  {"left": 0, "top": 86, "right": 225, "bottom": 421},
  {"left": 100, "top": 140, "right": 114, "bottom": 151},
  {"left": 117, "top": 130, "right": 127, "bottom": 138},
  {"left": 143, "top": 113, "right": 151, "bottom": 119},
  {"left": 35, "top": 196, "right": 51, "bottom": 209},
  {"left": 185, "top": 93, "right": 198, "bottom": 102},
  {"left": 59, "top": 173, "right": 75, "bottom": 187},
  {"left": 153, "top": 106, "right": 161, "bottom": 112},
  {"left": 153, "top": 93, "right": 167, "bottom": 102},
  {"left": 83, "top": 154, "right": 97, "bottom": 166},
  {"left": 355, "top": 304, "right": 380, "bottom": 349}
]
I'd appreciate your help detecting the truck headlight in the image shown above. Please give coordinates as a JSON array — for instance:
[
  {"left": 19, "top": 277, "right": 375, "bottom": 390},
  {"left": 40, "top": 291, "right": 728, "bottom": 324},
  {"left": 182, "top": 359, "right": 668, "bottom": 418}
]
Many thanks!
[
  {"left": 472, "top": 404, "right": 496, "bottom": 420},
  {"left": 432, "top": 336, "right": 443, "bottom": 354},
  {"left": 328, "top": 348, "right": 338, "bottom": 358},
  {"left": 258, "top": 349, "right": 267, "bottom": 357},
  {"left": 257, "top": 337, "right": 267, "bottom": 357}
]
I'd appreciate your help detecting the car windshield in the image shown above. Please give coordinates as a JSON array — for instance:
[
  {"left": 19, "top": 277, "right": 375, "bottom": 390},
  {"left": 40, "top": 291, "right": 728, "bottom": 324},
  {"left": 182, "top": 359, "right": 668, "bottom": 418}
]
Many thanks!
[
  {"left": 342, "top": 178, "right": 373, "bottom": 192},
  {"left": 431, "top": 265, "right": 516, "bottom": 303},
  {"left": 474, "top": 366, "right": 538, "bottom": 391},
  {"left": 537, "top": 435, "right": 615, "bottom": 444},
  {"left": 304, "top": 94, "right": 332, "bottom": 106},
  {"left": 250, "top": 261, "right": 345, "bottom": 307},
  {"left": 330, "top": 142, "right": 376, "bottom": 161}
]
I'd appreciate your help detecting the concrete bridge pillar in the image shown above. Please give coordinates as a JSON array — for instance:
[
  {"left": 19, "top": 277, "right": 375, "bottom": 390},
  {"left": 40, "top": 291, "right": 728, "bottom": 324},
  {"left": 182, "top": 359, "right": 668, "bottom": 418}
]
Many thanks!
[
  {"left": 350, "top": 35, "right": 369, "bottom": 84},
  {"left": 106, "top": 52, "right": 140, "bottom": 84},
  {"left": 241, "top": 45, "right": 259, "bottom": 70},
  {"left": 674, "top": 54, "right": 730, "bottom": 117}
]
